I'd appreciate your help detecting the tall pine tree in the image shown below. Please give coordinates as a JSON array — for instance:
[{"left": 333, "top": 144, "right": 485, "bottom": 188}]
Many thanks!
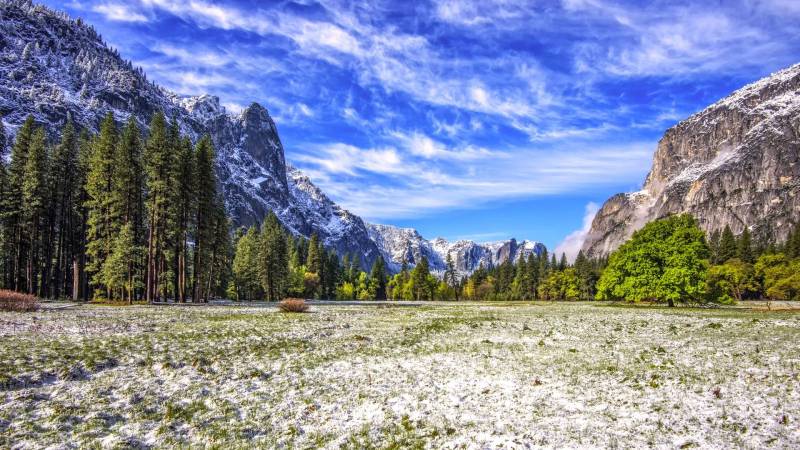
[
  {"left": 259, "top": 212, "right": 288, "bottom": 302},
  {"left": 21, "top": 127, "right": 49, "bottom": 295},
  {"left": 85, "top": 113, "right": 118, "bottom": 298},
  {"left": 2, "top": 116, "right": 35, "bottom": 291},
  {"left": 192, "top": 134, "right": 217, "bottom": 302}
]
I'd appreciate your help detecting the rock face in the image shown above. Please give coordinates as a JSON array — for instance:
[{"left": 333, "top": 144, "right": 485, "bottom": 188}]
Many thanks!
[
  {"left": 583, "top": 63, "right": 800, "bottom": 256},
  {"left": 367, "top": 224, "right": 546, "bottom": 277},
  {"left": 0, "top": 1, "right": 383, "bottom": 268}
]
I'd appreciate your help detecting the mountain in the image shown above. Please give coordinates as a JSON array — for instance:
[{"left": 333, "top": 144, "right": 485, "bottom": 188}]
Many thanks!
[
  {"left": 367, "top": 224, "right": 546, "bottom": 277},
  {"left": 0, "top": 0, "right": 383, "bottom": 268},
  {"left": 582, "top": 63, "right": 800, "bottom": 256}
]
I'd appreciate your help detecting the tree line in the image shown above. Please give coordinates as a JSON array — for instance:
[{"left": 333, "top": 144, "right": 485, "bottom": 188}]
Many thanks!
[
  {"left": 3, "top": 114, "right": 797, "bottom": 304},
  {"left": 230, "top": 217, "right": 391, "bottom": 302},
  {"left": 0, "top": 113, "right": 230, "bottom": 303},
  {"left": 597, "top": 215, "right": 800, "bottom": 305}
]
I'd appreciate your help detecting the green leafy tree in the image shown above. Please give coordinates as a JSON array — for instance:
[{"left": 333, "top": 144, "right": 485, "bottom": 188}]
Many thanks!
[
  {"left": 596, "top": 214, "right": 709, "bottom": 306},
  {"left": 538, "top": 268, "right": 581, "bottom": 300},
  {"left": 755, "top": 253, "right": 800, "bottom": 301},
  {"left": 706, "top": 258, "right": 758, "bottom": 303}
]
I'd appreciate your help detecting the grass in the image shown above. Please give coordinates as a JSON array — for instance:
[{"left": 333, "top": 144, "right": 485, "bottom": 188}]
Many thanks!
[{"left": 1, "top": 302, "right": 799, "bottom": 448}]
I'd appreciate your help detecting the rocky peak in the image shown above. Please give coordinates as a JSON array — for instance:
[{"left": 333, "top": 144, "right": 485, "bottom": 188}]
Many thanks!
[
  {"left": 583, "top": 63, "right": 800, "bottom": 257},
  {"left": 367, "top": 224, "right": 546, "bottom": 277}
]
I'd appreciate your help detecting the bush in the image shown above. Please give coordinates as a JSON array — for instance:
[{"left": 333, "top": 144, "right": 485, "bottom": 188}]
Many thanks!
[
  {"left": 0, "top": 290, "right": 40, "bottom": 312},
  {"left": 279, "top": 298, "right": 309, "bottom": 313}
]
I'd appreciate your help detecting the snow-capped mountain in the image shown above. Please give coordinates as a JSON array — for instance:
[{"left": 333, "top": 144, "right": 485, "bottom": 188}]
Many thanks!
[
  {"left": 0, "top": 0, "right": 385, "bottom": 268},
  {"left": 583, "top": 63, "right": 800, "bottom": 256},
  {"left": 0, "top": 1, "right": 545, "bottom": 274},
  {"left": 367, "top": 224, "right": 546, "bottom": 277}
]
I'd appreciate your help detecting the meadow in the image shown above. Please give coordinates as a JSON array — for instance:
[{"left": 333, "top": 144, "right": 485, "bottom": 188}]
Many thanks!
[{"left": 1, "top": 302, "right": 799, "bottom": 448}]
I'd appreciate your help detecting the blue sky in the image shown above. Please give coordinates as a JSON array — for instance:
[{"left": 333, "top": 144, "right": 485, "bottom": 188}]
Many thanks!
[{"left": 45, "top": 0, "right": 800, "bottom": 254}]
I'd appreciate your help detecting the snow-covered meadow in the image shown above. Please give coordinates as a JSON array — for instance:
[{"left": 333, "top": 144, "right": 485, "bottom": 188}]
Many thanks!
[{"left": 1, "top": 303, "right": 799, "bottom": 448}]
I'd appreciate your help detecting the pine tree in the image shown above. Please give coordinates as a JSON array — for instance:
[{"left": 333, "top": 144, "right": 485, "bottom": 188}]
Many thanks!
[
  {"left": 2, "top": 116, "right": 35, "bottom": 290},
  {"left": 85, "top": 113, "right": 118, "bottom": 298},
  {"left": 232, "top": 226, "right": 261, "bottom": 301},
  {"left": 718, "top": 225, "right": 737, "bottom": 263},
  {"left": 74, "top": 131, "right": 92, "bottom": 300},
  {"left": 192, "top": 134, "right": 217, "bottom": 302},
  {"left": 259, "top": 212, "right": 288, "bottom": 302},
  {"left": 411, "top": 256, "right": 431, "bottom": 301},
  {"left": 207, "top": 193, "right": 231, "bottom": 299},
  {"left": 144, "top": 112, "right": 172, "bottom": 302},
  {"left": 787, "top": 224, "right": 800, "bottom": 259},
  {"left": 103, "top": 223, "right": 140, "bottom": 303},
  {"left": 47, "top": 118, "right": 81, "bottom": 298},
  {"left": 511, "top": 256, "right": 528, "bottom": 300},
  {"left": 173, "top": 137, "right": 194, "bottom": 302},
  {"left": 526, "top": 253, "right": 540, "bottom": 298},
  {"left": 736, "top": 227, "right": 753, "bottom": 263},
  {"left": 558, "top": 253, "right": 568, "bottom": 271},
  {"left": 323, "top": 251, "right": 340, "bottom": 299},
  {"left": 0, "top": 114, "right": 6, "bottom": 157},
  {"left": 708, "top": 229, "right": 721, "bottom": 263},
  {"left": 113, "top": 118, "right": 145, "bottom": 301},
  {"left": 21, "top": 127, "right": 49, "bottom": 295},
  {"left": 370, "top": 256, "right": 387, "bottom": 300},
  {"left": 444, "top": 252, "right": 459, "bottom": 301},
  {"left": 306, "top": 233, "right": 322, "bottom": 274}
]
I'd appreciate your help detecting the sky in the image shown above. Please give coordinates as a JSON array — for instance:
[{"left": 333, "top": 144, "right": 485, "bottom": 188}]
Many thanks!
[{"left": 44, "top": 0, "right": 800, "bottom": 255}]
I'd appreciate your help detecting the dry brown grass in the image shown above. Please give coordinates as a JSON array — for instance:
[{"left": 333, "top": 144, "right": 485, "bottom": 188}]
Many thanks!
[
  {"left": 279, "top": 298, "right": 309, "bottom": 313},
  {"left": 0, "top": 290, "right": 40, "bottom": 312}
]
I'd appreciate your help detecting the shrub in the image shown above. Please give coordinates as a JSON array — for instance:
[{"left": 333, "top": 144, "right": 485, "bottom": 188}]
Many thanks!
[
  {"left": 0, "top": 290, "right": 40, "bottom": 312},
  {"left": 279, "top": 298, "right": 309, "bottom": 313}
]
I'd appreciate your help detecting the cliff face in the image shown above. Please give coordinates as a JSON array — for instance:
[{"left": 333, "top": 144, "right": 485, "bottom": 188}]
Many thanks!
[{"left": 583, "top": 63, "right": 800, "bottom": 256}]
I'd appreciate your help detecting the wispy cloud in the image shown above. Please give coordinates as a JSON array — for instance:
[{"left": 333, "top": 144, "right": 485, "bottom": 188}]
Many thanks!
[
  {"left": 55, "top": 0, "right": 800, "bottom": 241},
  {"left": 294, "top": 140, "right": 653, "bottom": 219},
  {"left": 92, "top": 2, "right": 149, "bottom": 22}
]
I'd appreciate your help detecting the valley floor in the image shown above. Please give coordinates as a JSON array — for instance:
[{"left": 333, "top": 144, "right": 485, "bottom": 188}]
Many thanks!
[{"left": 1, "top": 303, "right": 799, "bottom": 448}]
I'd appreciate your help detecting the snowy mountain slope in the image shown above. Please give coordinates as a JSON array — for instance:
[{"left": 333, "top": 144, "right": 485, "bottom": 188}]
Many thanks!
[
  {"left": 583, "top": 63, "right": 800, "bottom": 256},
  {"left": 0, "top": 1, "right": 546, "bottom": 274},
  {"left": 367, "top": 223, "right": 546, "bottom": 277},
  {"left": 0, "top": 0, "right": 383, "bottom": 268}
]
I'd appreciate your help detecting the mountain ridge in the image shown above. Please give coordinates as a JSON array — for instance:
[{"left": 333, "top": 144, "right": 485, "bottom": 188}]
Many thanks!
[
  {"left": 582, "top": 62, "right": 800, "bottom": 256},
  {"left": 0, "top": 0, "right": 545, "bottom": 274}
]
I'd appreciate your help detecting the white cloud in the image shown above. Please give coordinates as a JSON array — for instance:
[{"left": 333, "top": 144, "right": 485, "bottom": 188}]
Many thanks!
[
  {"left": 93, "top": 3, "right": 149, "bottom": 22},
  {"left": 554, "top": 202, "right": 600, "bottom": 262},
  {"left": 293, "top": 140, "right": 653, "bottom": 220},
  {"left": 391, "top": 132, "right": 504, "bottom": 161}
]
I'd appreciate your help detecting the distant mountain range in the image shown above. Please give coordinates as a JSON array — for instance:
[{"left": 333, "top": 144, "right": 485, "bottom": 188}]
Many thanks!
[
  {"left": 0, "top": 0, "right": 545, "bottom": 274},
  {"left": 583, "top": 63, "right": 800, "bottom": 256}
]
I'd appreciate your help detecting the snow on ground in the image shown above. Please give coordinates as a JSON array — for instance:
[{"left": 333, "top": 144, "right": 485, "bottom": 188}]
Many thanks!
[{"left": 1, "top": 303, "right": 799, "bottom": 448}]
